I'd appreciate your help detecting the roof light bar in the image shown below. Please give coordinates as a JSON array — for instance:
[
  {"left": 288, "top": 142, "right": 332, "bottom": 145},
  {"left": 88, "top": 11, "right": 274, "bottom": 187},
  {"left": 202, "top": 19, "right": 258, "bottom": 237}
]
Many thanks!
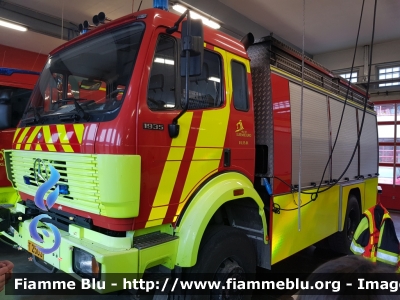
[
  {"left": 0, "top": 19, "right": 27, "bottom": 32},
  {"left": 172, "top": 4, "right": 220, "bottom": 29},
  {"left": 153, "top": 0, "right": 169, "bottom": 11}
]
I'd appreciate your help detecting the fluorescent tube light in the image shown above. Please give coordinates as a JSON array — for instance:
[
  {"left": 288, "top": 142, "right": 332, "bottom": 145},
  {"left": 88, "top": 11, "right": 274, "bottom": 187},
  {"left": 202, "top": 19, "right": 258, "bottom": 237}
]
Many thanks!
[
  {"left": 0, "top": 19, "right": 27, "bottom": 32},
  {"left": 208, "top": 77, "right": 220, "bottom": 83},
  {"left": 172, "top": 4, "right": 220, "bottom": 29},
  {"left": 154, "top": 57, "right": 175, "bottom": 65}
]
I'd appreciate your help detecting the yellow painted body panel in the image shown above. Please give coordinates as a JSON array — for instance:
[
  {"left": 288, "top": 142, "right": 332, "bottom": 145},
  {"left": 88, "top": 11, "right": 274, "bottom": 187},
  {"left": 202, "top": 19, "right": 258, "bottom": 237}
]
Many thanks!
[
  {"left": 0, "top": 186, "right": 19, "bottom": 205},
  {"left": 2, "top": 202, "right": 178, "bottom": 294},
  {"left": 271, "top": 179, "right": 378, "bottom": 265},
  {"left": 271, "top": 186, "right": 340, "bottom": 264},
  {"left": 364, "top": 177, "right": 379, "bottom": 211},
  {"left": 5, "top": 150, "right": 141, "bottom": 218},
  {"left": 175, "top": 172, "right": 267, "bottom": 267}
]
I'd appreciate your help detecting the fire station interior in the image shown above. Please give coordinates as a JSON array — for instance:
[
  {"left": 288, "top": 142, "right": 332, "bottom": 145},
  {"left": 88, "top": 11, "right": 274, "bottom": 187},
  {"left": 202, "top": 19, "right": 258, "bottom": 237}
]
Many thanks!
[{"left": 1, "top": 0, "right": 400, "bottom": 299}]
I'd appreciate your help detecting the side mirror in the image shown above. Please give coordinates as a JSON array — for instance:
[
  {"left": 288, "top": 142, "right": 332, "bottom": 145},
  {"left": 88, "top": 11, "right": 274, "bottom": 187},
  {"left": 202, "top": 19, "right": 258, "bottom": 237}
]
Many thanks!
[
  {"left": 180, "top": 19, "right": 204, "bottom": 77},
  {"left": 0, "top": 90, "right": 12, "bottom": 130},
  {"left": 0, "top": 105, "right": 12, "bottom": 129}
]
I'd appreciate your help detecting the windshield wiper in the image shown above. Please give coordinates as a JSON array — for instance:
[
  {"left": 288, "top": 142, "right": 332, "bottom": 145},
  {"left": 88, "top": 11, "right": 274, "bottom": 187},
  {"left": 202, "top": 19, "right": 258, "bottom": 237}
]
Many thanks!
[
  {"left": 23, "top": 107, "right": 44, "bottom": 125},
  {"left": 72, "top": 99, "right": 90, "bottom": 121},
  {"left": 57, "top": 98, "right": 90, "bottom": 121},
  {"left": 33, "top": 107, "right": 43, "bottom": 123}
]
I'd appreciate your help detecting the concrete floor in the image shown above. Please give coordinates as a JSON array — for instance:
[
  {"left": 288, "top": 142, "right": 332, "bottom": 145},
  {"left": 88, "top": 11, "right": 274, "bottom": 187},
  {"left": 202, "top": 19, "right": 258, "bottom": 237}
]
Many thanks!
[{"left": 1, "top": 212, "right": 400, "bottom": 300}]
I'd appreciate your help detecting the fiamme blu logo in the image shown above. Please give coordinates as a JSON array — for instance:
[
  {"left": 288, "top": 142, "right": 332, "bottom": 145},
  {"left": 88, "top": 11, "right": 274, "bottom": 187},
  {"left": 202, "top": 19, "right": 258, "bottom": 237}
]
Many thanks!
[{"left": 28, "top": 159, "right": 62, "bottom": 254}]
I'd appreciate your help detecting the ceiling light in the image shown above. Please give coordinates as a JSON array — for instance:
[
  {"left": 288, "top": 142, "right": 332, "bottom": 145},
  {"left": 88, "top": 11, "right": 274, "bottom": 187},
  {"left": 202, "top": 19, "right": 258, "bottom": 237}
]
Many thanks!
[
  {"left": 172, "top": 4, "right": 220, "bottom": 30},
  {"left": 154, "top": 57, "right": 175, "bottom": 65},
  {"left": 208, "top": 77, "right": 220, "bottom": 83},
  {"left": 0, "top": 19, "right": 27, "bottom": 32}
]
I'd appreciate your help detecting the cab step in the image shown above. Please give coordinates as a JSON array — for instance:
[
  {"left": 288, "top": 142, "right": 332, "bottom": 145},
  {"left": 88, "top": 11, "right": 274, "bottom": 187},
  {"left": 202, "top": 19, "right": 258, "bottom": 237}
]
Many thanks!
[{"left": 134, "top": 232, "right": 178, "bottom": 249}]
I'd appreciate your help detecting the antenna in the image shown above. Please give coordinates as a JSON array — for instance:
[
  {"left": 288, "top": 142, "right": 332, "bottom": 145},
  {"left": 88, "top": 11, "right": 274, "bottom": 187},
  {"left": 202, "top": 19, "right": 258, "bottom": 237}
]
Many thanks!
[{"left": 137, "top": 0, "right": 143, "bottom": 12}]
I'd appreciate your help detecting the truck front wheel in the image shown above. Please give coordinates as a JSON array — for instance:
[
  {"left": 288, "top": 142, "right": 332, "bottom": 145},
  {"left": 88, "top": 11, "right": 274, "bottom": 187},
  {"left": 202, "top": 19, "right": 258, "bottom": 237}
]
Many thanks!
[{"left": 185, "top": 225, "right": 256, "bottom": 300}]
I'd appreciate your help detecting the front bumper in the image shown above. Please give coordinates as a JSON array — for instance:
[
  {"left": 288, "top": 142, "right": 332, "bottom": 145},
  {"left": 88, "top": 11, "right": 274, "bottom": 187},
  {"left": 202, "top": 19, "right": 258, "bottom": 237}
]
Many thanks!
[{"left": 2, "top": 203, "right": 139, "bottom": 293}]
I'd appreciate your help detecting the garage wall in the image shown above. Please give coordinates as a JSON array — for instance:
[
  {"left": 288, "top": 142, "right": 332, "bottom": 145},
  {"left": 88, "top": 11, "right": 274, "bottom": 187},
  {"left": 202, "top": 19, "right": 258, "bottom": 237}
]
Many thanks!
[{"left": 313, "top": 39, "right": 400, "bottom": 102}]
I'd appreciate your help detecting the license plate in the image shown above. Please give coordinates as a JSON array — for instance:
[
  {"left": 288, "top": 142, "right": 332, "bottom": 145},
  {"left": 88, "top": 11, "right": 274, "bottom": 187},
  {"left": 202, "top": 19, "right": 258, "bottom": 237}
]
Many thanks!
[{"left": 28, "top": 240, "right": 44, "bottom": 260}]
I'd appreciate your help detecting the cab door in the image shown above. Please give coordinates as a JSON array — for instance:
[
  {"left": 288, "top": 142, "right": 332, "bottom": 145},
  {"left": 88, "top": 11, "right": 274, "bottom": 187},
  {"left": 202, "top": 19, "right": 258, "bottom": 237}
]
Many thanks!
[{"left": 136, "top": 28, "right": 230, "bottom": 229}]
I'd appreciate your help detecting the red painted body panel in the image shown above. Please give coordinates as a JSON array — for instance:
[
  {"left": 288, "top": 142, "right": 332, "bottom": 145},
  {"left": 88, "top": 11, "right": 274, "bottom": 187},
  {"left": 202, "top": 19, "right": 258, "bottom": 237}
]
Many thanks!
[
  {"left": 0, "top": 129, "right": 15, "bottom": 187},
  {"left": 0, "top": 46, "right": 46, "bottom": 189},
  {"left": 380, "top": 185, "right": 400, "bottom": 210},
  {"left": 0, "top": 73, "right": 38, "bottom": 90},
  {"left": 222, "top": 72, "right": 255, "bottom": 180},
  {"left": 271, "top": 74, "right": 292, "bottom": 194}
]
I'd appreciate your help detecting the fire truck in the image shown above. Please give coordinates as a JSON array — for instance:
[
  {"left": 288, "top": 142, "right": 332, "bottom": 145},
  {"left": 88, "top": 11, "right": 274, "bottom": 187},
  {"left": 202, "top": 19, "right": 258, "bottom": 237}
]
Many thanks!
[
  {"left": 0, "top": 5, "right": 378, "bottom": 296},
  {"left": 0, "top": 45, "right": 44, "bottom": 205}
]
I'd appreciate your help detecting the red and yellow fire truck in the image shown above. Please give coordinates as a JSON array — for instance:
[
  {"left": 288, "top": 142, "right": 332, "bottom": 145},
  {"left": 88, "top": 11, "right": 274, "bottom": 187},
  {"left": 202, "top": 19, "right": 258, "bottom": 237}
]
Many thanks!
[
  {"left": 1, "top": 5, "right": 378, "bottom": 295},
  {"left": 0, "top": 45, "right": 45, "bottom": 205}
]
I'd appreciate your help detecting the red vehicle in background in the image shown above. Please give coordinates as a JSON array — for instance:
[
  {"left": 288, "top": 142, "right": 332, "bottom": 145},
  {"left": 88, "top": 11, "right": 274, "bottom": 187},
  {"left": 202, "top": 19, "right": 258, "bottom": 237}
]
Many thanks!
[{"left": 0, "top": 45, "right": 46, "bottom": 205}]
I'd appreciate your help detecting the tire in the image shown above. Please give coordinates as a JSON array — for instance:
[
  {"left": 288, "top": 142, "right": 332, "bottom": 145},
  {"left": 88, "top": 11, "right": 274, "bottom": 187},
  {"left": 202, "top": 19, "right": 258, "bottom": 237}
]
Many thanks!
[
  {"left": 327, "top": 194, "right": 361, "bottom": 254},
  {"left": 185, "top": 225, "right": 256, "bottom": 300}
]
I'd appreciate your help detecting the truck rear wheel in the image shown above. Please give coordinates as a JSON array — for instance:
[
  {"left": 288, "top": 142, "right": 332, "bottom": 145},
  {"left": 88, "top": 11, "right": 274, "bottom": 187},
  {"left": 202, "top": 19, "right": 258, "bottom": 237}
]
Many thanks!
[
  {"left": 186, "top": 225, "right": 256, "bottom": 300},
  {"left": 328, "top": 194, "right": 361, "bottom": 254}
]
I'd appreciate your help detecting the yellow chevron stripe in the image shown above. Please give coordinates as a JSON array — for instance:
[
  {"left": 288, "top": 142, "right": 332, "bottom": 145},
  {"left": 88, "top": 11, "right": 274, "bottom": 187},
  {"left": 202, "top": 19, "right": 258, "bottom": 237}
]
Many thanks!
[
  {"left": 42, "top": 126, "right": 56, "bottom": 152},
  {"left": 13, "top": 128, "right": 21, "bottom": 143},
  {"left": 24, "top": 126, "right": 42, "bottom": 150},
  {"left": 26, "top": 126, "right": 41, "bottom": 144},
  {"left": 145, "top": 112, "right": 193, "bottom": 228},
  {"left": 16, "top": 127, "right": 30, "bottom": 150},
  {"left": 35, "top": 144, "right": 42, "bottom": 151},
  {"left": 56, "top": 125, "right": 74, "bottom": 153},
  {"left": 73, "top": 124, "right": 85, "bottom": 144}
]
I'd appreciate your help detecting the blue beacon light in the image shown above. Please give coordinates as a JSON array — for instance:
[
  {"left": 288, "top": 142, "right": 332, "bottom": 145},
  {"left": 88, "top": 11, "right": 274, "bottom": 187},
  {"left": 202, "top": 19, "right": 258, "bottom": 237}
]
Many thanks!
[{"left": 153, "top": 0, "right": 169, "bottom": 11}]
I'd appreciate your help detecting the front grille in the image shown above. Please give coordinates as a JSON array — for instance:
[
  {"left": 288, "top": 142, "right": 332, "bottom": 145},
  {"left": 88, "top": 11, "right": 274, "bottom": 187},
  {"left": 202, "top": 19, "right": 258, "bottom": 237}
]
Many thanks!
[{"left": 9, "top": 151, "right": 101, "bottom": 214}]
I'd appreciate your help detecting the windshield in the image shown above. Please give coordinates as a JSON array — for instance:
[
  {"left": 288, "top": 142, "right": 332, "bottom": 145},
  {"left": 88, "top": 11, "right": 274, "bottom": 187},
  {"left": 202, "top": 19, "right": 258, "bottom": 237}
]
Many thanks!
[{"left": 22, "top": 22, "right": 145, "bottom": 125}]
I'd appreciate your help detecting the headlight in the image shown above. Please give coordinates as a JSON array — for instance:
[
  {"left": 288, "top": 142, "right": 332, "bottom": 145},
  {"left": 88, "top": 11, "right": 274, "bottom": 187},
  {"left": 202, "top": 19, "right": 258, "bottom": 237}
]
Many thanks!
[{"left": 73, "top": 248, "right": 101, "bottom": 279}]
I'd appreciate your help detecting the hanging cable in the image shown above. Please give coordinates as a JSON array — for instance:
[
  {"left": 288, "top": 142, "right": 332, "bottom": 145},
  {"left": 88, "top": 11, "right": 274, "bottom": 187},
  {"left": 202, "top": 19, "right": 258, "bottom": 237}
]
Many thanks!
[
  {"left": 303, "top": 0, "right": 377, "bottom": 196},
  {"left": 137, "top": 0, "right": 143, "bottom": 12},
  {"left": 61, "top": 0, "right": 64, "bottom": 40},
  {"left": 300, "top": 0, "right": 367, "bottom": 198},
  {"left": 275, "top": 0, "right": 378, "bottom": 211}
]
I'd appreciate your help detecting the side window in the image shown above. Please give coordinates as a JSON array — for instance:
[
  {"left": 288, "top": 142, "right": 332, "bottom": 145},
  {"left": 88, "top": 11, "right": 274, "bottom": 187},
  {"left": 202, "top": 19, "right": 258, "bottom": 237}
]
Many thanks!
[
  {"left": 147, "top": 35, "right": 177, "bottom": 110},
  {"left": 182, "top": 50, "right": 223, "bottom": 110},
  {"left": 231, "top": 61, "right": 249, "bottom": 111}
]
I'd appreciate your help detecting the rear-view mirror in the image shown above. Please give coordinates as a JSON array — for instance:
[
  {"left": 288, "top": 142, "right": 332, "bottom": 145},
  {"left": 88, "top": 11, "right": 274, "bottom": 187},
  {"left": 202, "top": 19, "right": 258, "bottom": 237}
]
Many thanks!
[
  {"left": 180, "top": 19, "right": 204, "bottom": 77},
  {"left": 80, "top": 80, "right": 101, "bottom": 90}
]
